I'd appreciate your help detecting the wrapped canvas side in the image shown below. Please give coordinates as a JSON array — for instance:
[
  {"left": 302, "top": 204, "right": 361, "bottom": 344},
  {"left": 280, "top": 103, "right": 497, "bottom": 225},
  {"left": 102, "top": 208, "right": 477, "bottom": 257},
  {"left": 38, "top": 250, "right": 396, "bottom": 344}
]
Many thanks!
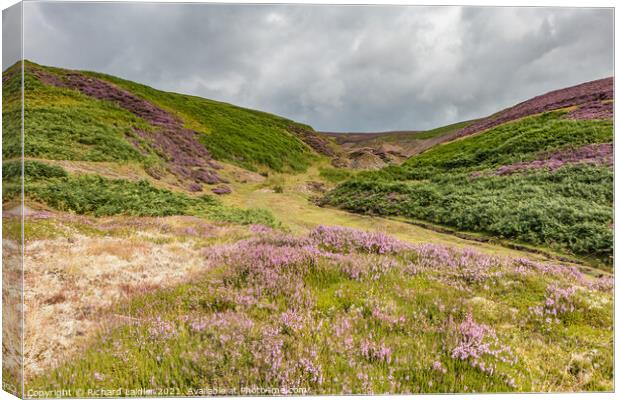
[{"left": 2, "top": 2, "right": 24, "bottom": 398}]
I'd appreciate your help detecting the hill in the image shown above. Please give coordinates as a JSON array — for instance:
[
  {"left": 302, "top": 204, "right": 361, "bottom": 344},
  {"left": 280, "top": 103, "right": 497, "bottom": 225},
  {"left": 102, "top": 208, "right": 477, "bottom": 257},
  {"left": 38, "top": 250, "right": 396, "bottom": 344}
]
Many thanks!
[
  {"left": 2, "top": 61, "right": 340, "bottom": 221},
  {"left": 2, "top": 62, "right": 613, "bottom": 394},
  {"left": 322, "top": 79, "right": 614, "bottom": 267},
  {"left": 4, "top": 61, "right": 332, "bottom": 184},
  {"left": 321, "top": 119, "right": 478, "bottom": 169}
]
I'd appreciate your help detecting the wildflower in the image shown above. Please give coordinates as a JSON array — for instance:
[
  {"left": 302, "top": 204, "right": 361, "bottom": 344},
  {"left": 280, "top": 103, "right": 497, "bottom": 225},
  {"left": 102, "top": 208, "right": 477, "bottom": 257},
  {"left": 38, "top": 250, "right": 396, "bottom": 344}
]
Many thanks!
[
  {"left": 147, "top": 317, "right": 177, "bottom": 340},
  {"left": 450, "top": 312, "right": 515, "bottom": 376},
  {"left": 530, "top": 283, "right": 577, "bottom": 324},
  {"left": 280, "top": 310, "right": 305, "bottom": 332},
  {"left": 360, "top": 339, "right": 392, "bottom": 363},
  {"left": 432, "top": 360, "right": 447, "bottom": 374}
]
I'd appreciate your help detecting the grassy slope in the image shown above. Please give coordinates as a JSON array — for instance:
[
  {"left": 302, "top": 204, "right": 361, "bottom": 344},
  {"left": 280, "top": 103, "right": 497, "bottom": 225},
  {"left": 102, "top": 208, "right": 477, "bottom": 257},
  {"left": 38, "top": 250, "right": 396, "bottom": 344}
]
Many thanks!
[
  {"left": 402, "top": 119, "right": 479, "bottom": 141},
  {"left": 6, "top": 61, "right": 318, "bottom": 173},
  {"left": 323, "top": 111, "right": 613, "bottom": 266},
  {"left": 80, "top": 68, "right": 317, "bottom": 172},
  {"left": 4, "top": 64, "right": 150, "bottom": 162}
]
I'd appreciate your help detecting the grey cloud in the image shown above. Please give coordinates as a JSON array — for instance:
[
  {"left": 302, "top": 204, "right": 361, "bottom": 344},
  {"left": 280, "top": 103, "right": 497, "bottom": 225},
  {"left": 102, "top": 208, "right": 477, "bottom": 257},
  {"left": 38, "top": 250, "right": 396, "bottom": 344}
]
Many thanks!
[
  {"left": 21, "top": 3, "right": 613, "bottom": 131},
  {"left": 3, "top": 2, "right": 22, "bottom": 71}
]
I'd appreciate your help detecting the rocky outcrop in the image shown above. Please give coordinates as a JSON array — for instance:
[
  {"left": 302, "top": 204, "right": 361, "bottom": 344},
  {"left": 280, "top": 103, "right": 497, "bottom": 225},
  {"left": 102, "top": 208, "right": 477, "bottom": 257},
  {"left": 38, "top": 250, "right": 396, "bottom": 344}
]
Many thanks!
[{"left": 347, "top": 148, "right": 386, "bottom": 169}]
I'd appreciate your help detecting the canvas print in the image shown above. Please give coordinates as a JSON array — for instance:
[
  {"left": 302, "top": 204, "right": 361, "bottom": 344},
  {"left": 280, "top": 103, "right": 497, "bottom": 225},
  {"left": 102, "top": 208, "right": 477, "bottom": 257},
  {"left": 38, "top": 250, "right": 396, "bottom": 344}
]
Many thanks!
[{"left": 1, "top": 2, "right": 614, "bottom": 397}]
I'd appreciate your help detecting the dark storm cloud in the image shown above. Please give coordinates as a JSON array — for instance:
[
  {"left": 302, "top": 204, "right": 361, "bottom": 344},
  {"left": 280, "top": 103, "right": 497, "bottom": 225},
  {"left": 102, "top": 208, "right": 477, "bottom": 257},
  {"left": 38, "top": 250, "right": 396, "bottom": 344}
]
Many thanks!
[{"left": 22, "top": 3, "right": 613, "bottom": 131}]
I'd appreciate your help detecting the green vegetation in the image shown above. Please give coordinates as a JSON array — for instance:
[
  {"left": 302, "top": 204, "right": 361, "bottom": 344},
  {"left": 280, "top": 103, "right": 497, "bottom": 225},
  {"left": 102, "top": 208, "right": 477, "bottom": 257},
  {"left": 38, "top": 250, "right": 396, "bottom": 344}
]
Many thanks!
[
  {"left": 3, "top": 160, "right": 277, "bottom": 226},
  {"left": 6, "top": 67, "right": 151, "bottom": 162},
  {"left": 29, "top": 227, "right": 613, "bottom": 393},
  {"left": 324, "top": 112, "right": 614, "bottom": 265},
  {"left": 319, "top": 167, "right": 353, "bottom": 183},
  {"left": 27, "top": 174, "right": 218, "bottom": 217},
  {"left": 409, "top": 118, "right": 478, "bottom": 140},
  {"left": 3, "top": 160, "right": 68, "bottom": 181},
  {"left": 81, "top": 69, "right": 318, "bottom": 172},
  {"left": 403, "top": 111, "right": 611, "bottom": 171},
  {"left": 2, "top": 64, "right": 24, "bottom": 160},
  {"left": 27, "top": 173, "right": 276, "bottom": 225}
]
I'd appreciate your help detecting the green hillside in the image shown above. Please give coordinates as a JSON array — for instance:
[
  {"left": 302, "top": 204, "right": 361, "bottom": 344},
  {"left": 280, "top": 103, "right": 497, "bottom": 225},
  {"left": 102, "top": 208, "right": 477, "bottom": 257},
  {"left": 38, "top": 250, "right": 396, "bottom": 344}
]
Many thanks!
[
  {"left": 4, "top": 61, "right": 318, "bottom": 172},
  {"left": 323, "top": 111, "right": 614, "bottom": 266},
  {"left": 406, "top": 118, "right": 478, "bottom": 140},
  {"left": 80, "top": 69, "right": 319, "bottom": 172},
  {"left": 3, "top": 62, "right": 613, "bottom": 394}
]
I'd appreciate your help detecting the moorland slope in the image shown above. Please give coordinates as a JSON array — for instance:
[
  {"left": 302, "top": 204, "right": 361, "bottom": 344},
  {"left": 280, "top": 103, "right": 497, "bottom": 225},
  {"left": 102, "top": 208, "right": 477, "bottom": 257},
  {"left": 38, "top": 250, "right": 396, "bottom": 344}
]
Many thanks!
[
  {"left": 322, "top": 78, "right": 614, "bottom": 267},
  {"left": 2, "top": 63, "right": 613, "bottom": 394}
]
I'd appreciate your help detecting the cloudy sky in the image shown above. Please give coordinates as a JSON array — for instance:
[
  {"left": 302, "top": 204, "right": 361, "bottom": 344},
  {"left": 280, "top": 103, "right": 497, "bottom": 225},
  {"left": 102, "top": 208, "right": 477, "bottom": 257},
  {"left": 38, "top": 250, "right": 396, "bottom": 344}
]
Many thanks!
[{"left": 8, "top": 3, "right": 615, "bottom": 131}]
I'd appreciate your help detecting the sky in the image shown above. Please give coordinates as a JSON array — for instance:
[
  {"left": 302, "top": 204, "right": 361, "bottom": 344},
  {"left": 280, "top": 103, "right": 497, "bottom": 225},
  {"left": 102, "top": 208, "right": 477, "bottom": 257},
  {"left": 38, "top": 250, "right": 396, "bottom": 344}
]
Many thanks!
[{"left": 6, "top": 3, "right": 615, "bottom": 131}]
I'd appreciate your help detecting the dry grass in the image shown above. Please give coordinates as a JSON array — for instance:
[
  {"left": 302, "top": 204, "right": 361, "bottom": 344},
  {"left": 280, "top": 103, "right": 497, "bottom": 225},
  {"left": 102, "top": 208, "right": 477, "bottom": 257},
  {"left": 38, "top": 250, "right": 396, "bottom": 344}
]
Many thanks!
[
  {"left": 21, "top": 212, "right": 247, "bottom": 379},
  {"left": 2, "top": 227, "right": 23, "bottom": 389}
]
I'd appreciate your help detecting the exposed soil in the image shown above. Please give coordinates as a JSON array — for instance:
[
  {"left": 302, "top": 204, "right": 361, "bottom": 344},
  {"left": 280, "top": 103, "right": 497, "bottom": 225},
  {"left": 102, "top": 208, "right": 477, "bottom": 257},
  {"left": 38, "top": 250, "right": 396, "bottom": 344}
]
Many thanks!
[
  {"left": 347, "top": 148, "right": 387, "bottom": 169},
  {"left": 322, "top": 131, "right": 445, "bottom": 169}
]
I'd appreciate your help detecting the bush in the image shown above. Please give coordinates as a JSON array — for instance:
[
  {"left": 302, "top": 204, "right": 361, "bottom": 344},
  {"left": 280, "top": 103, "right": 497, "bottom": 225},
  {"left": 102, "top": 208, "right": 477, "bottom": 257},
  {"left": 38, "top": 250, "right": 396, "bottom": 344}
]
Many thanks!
[
  {"left": 24, "top": 171, "right": 278, "bottom": 226},
  {"left": 325, "top": 164, "right": 613, "bottom": 264},
  {"left": 3, "top": 160, "right": 68, "bottom": 181}
]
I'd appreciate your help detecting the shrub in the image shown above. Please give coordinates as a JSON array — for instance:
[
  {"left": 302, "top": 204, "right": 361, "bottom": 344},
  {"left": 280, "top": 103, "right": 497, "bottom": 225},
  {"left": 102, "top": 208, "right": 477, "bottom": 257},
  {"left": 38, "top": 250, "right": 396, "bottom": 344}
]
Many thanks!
[{"left": 23, "top": 172, "right": 278, "bottom": 226}]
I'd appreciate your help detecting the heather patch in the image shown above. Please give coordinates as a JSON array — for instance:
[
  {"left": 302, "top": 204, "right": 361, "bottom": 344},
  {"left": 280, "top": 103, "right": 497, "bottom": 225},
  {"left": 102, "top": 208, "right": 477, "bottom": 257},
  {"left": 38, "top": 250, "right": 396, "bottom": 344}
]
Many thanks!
[
  {"left": 80, "top": 66, "right": 319, "bottom": 172},
  {"left": 565, "top": 100, "right": 613, "bottom": 120},
  {"left": 494, "top": 143, "right": 612, "bottom": 175},
  {"left": 451, "top": 77, "right": 612, "bottom": 140},
  {"left": 29, "top": 226, "right": 612, "bottom": 393},
  {"left": 448, "top": 312, "right": 517, "bottom": 387}
]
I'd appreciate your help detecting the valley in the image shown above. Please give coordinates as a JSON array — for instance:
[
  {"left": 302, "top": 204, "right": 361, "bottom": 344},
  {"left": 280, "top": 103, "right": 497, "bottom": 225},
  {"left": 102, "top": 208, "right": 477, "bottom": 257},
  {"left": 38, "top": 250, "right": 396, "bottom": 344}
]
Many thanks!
[{"left": 2, "top": 61, "right": 614, "bottom": 394}]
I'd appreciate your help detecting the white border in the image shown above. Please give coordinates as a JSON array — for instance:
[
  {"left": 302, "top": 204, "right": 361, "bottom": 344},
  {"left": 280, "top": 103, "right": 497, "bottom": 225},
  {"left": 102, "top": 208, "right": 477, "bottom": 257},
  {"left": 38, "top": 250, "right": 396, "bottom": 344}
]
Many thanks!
[{"left": 0, "top": 1, "right": 616, "bottom": 400}]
